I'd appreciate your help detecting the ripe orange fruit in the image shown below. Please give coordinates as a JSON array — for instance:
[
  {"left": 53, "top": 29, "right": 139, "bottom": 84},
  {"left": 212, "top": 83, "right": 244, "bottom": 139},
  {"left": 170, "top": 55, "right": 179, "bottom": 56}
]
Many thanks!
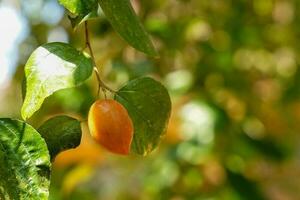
[{"left": 88, "top": 99, "right": 134, "bottom": 155}]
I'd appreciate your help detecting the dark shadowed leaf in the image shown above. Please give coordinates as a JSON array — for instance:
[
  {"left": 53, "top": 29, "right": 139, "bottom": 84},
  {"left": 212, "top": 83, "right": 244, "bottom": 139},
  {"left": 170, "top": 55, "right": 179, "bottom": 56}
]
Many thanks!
[
  {"left": 21, "top": 42, "right": 93, "bottom": 120},
  {"left": 38, "top": 115, "right": 82, "bottom": 160},
  {"left": 98, "top": 0, "right": 158, "bottom": 56},
  {"left": 115, "top": 77, "right": 171, "bottom": 155},
  {"left": 0, "top": 118, "right": 51, "bottom": 200}
]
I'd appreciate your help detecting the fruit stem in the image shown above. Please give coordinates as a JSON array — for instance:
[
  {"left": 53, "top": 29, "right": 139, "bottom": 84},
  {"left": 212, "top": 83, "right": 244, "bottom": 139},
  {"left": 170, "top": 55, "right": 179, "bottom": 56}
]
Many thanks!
[{"left": 84, "top": 21, "right": 115, "bottom": 95}]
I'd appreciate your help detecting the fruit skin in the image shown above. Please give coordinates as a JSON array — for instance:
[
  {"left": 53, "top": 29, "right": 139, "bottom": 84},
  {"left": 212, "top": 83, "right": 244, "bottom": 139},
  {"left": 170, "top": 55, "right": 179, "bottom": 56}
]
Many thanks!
[{"left": 88, "top": 99, "right": 134, "bottom": 155}]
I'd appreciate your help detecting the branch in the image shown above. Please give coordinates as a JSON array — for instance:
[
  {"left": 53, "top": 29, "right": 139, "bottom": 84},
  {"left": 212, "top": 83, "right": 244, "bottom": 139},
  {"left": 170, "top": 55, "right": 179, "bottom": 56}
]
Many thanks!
[{"left": 84, "top": 21, "right": 115, "bottom": 94}]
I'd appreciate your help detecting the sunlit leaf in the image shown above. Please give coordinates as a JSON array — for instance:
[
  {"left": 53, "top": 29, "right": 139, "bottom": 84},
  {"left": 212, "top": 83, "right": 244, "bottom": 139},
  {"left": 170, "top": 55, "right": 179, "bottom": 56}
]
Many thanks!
[
  {"left": 0, "top": 118, "right": 51, "bottom": 200},
  {"left": 115, "top": 77, "right": 171, "bottom": 155},
  {"left": 68, "top": 9, "right": 98, "bottom": 28},
  {"left": 58, "top": 0, "right": 99, "bottom": 28},
  {"left": 99, "top": 0, "right": 158, "bottom": 56},
  {"left": 21, "top": 42, "right": 93, "bottom": 120},
  {"left": 38, "top": 115, "right": 82, "bottom": 160},
  {"left": 58, "top": 0, "right": 98, "bottom": 15}
]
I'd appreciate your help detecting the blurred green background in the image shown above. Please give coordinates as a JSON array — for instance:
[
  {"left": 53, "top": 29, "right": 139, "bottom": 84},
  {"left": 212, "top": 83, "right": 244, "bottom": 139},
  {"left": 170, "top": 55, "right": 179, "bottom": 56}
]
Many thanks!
[{"left": 1, "top": 0, "right": 300, "bottom": 199}]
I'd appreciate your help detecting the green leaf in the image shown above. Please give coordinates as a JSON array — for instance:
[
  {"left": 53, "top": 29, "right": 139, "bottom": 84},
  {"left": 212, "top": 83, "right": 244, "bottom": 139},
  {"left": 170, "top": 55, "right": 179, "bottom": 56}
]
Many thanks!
[
  {"left": 115, "top": 77, "right": 171, "bottom": 155},
  {"left": 58, "top": 0, "right": 98, "bottom": 15},
  {"left": 21, "top": 42, "right": 93, "bottom": 120},
  {"left": 98, "top": 0, "right": 158, "bottom": 56},
  {"left": 59, "top": 0, "right": 99, "bottom": 28},
  {"left": 68, "top": 9, "right": 98, "bottom": 28},
  {"left": 38, "top": 115, "right": 82, "bottom": 160},
  {"left": 0, "top": 118, "right": 51, "bottom": 200}
]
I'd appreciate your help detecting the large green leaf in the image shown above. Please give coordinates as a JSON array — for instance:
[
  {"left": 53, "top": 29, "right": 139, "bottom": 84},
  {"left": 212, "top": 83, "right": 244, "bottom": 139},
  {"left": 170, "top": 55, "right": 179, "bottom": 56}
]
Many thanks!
[
  {"left": 38, "top": 115, "right": 82, "bottom": 160},
  {"left": 0, "top": 118, "right": 51, "bottom": 200},
  {"left": 21, "top": 42, "right": 93, "bottom": 120},
  {"left": 115, "top": 77, "right": 171, "bottom": 155},
  {"left": 98, "top": 0, "right": 158, "bottom": 56}
]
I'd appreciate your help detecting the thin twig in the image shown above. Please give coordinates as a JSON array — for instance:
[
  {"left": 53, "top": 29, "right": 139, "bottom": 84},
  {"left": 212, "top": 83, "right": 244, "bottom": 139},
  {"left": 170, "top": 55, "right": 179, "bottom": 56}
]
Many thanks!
[
  {"left": 84, "top": 21, "right": 115, "bottom": 95},
  {"left": 93, "top": 66, "right": 115, "bottom": 93}
]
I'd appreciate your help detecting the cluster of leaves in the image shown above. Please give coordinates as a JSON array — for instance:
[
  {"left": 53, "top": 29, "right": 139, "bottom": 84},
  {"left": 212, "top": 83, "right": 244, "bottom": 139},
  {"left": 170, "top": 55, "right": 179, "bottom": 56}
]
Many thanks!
[
  {"left": 0, "top": 116, "right": 80, "bottom": 199},
  {"left": 47, "top": 0, "right": 300, "bottom": 199},
  {"left": 0, "top": 0, "right": 171, "bottom": 199}
]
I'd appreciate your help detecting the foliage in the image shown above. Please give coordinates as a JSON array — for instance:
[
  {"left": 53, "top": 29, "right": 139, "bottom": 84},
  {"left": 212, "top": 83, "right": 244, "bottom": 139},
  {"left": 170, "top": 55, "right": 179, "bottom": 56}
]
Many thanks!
[
  {"left": 98, "top": 0, "right": 158, "bottom": 56},
  {"left": 0, "top": 0, "right": 170, "bottom": 198},
  {"left": 21, "top": 42, "right": 93, "bottom": 120},
  {"left": 115, "top": 77, "right": 171, "bottom": 155},
  {"left": 0, "top": 119, "right": 50, "bottom": 200},
  {"left": 38, "top": 115, "right": 82, "bottom": 160}
]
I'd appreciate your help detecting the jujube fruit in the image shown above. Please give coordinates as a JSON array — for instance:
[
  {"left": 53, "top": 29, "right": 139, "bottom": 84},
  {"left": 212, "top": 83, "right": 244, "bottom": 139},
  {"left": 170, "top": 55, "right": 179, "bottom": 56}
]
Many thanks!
[{"left": 88, "top": 99, "right": 134, "bottom": 155}]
